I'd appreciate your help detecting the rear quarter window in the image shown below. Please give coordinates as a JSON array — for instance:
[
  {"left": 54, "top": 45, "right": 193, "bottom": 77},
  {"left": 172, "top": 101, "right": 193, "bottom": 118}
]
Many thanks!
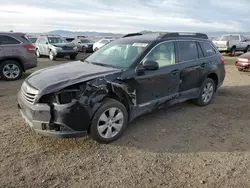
[
  {"left": 199, "top": 41, "right": 216, "bottom": 57},
  {"left": 0, "top": 35, "right": 21, "bottom": 45},
  {"left": 177, "top": 41, "right": 199, "bottom": 62}
]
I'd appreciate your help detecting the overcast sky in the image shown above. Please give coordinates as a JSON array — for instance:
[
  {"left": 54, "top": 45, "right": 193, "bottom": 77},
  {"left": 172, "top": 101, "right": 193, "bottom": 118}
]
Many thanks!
[{"left": 0, "top": 0, "right": 249, "bottom": 33}]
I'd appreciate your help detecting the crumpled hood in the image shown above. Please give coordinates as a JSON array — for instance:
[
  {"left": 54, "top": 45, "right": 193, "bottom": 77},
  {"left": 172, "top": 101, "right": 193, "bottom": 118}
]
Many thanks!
[{"left": 26, "top": 61, "right": 120, "bottom": 95}]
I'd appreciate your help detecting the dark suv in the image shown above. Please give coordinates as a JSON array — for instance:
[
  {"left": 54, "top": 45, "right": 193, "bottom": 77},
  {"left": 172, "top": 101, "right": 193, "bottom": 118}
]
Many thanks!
[
  {"left": 17, "top": 32, "right": 225, "bottom": 143},
  {"left": 0, "top": 32, "right": 37, "bottom": 81}
]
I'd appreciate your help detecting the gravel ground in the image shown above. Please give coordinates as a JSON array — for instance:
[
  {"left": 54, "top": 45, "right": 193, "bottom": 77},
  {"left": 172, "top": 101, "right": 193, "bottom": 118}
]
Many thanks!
[{"left": 1, "top": 54, "right": 250, "bottom": 188}]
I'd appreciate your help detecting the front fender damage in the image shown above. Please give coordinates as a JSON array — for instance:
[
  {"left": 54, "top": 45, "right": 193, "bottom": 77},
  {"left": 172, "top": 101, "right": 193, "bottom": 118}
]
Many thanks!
[{"left": 45, "top": 77, "right": 136, "bottom": 133}]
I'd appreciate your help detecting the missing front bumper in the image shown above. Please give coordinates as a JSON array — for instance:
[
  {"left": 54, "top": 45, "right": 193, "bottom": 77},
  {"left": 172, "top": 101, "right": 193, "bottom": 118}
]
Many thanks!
[{"left": 18, "top": 91, "right": 90, "bottom": 138}]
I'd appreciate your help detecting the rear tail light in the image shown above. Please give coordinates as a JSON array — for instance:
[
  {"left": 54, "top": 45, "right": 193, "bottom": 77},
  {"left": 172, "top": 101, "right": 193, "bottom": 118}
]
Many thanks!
[
  {"left": 24, "top": 45, "right": 36, "bottom": 51},
  {"left": 220, "top": 56, "right": 225, "bottom": 63},
  {"left": 237, "top": 58, "right": 250, "bottom": 65}
]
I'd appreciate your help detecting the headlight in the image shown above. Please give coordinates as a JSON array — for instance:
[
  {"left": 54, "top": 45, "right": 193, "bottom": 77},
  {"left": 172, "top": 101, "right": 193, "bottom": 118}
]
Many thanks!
[
  {"left": 73, "top": 46, "right": 78, "bottom": 50},
  {"left": 57, "top": 89, "right": 81, "bottom": 104}
]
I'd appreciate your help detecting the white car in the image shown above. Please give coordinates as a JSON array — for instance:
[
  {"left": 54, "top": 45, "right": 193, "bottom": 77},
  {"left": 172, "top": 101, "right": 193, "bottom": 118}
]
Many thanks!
[{"left": 93, "top": 39, "right": 114, "bottom": 51}]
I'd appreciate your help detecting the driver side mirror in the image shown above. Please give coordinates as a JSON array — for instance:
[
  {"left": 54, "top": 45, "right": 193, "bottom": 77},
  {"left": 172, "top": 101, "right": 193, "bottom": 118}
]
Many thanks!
[{"left": 142, "top": 60, "right": 159, "bottom": 70}]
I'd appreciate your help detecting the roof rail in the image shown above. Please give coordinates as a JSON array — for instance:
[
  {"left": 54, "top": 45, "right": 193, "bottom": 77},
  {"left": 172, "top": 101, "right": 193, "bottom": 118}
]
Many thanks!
[
  {"left": 159, "top": 32, "right": 208, "bottom": 39},
  {"left": 122, "top": 33, "right": 143, "bottom": 38}
]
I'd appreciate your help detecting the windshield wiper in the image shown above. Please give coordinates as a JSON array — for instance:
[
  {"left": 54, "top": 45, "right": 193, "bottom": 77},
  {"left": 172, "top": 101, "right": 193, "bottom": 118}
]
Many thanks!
[{"left": 91, "top": 62, "right": 115, "bottom": 68}]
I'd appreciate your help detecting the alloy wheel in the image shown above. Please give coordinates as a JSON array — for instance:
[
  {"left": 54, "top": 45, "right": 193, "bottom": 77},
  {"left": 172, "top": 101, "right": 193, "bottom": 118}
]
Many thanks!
[
  {"left": 97, "top": 107, "right": 124, "bottom": 139},
  {"left": 2, "top": 64, "right": 20, "bottom": 79},
  {"left": 202, "top": 83, "right": 214, "bottom": 103}
]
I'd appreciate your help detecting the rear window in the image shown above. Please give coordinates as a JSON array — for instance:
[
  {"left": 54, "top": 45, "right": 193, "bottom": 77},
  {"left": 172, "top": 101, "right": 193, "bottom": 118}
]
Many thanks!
[
  {"left": 199, "top": 41, "right": 216, "bottom": 57},
  {"left": 220, "top": 35, "right": 239, "bottom": 41},
  {"left": 177, "top": 41, "right": 199, "bottom": 62},
  {"left": 0, "top": 35, "right": 21, "bottom": 45}
]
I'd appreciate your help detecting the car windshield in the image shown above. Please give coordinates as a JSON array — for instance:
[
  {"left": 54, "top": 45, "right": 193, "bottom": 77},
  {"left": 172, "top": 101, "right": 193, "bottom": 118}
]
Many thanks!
[
  {"left": 85, "top": 40, "right": 149, "bottom": 68},
  {"left": 48, "top": 37, "right": 67, "bottom": 44},
  {"left": 80, "top": 39, "right": 92, "bottom": 43}
]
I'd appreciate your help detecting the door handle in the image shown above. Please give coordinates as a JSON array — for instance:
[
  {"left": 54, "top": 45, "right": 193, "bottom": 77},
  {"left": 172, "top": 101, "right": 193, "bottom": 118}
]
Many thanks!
[{"left": 171, "top": 69, "right": 179, "bottom": 75}]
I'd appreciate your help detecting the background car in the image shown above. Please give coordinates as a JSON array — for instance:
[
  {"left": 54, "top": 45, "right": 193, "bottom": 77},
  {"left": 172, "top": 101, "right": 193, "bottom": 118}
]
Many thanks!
[
  {"left": 71, "top": 37, "right": 94, "bottom": 53},
  {"left": 27, "top": 36, "right": 38, "bottom": 44},
  {"left": 235, "top": 52, "right": 250, "bottom": 71},
  {"left": 212, "top": 34, "right": 250, "bottom": 56},
  {"left": 92, "top": 38, "right": 114, "bottom": 51},
  {"left": 35, "top": 35, "right": 78, "bottom": 60},
  {"left": 0, "top": 32, "right": 37, "bottom": 81},
  {"left": 64, "top": 37, "right": 75, "bottom": 43}
]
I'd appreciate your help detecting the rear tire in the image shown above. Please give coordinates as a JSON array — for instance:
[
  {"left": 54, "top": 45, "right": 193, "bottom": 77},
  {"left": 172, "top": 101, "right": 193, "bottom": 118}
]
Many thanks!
[
  {"left": 193, "top": 78, "right": 215, "bottom": 106},
  {"left": 90, "top": 99, "right": 128, "bottom": 143},
  {"left": 0, "top": 60, "right": 22, "bottom": 81},
  {"left": 244, "top": 45, "right": 250, "bottom": 53},
  {"left": 230, "top": 47, "right": 236, "bottom": 56},
  {"left": 238, "top": 68, "right": 244, "bottom": 72}
]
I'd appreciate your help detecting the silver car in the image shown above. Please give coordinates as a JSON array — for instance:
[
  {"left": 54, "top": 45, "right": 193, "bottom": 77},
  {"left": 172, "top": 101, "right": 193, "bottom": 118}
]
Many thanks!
[
  {"left": 35, "top": 35, "right": 78, "bottom": 60},
  {"left": 0, "top": 32, "right": 37, "bottom": 81}
]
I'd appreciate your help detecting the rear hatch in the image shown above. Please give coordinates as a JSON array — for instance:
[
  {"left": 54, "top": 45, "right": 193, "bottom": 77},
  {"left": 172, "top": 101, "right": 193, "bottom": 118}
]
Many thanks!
[{"left": 212, "top": 36, "right": 228, "bottom": 48}]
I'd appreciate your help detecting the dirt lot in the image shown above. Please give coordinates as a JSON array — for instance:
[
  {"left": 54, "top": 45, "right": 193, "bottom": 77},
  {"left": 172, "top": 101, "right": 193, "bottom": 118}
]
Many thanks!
[{"left": 1, "top": 54, "right": 250, "bottom": 188}]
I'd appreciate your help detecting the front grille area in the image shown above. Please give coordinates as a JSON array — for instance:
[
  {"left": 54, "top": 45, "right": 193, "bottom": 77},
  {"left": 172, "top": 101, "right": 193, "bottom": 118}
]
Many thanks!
[
  {"left": 62, "top": 46, "right": 73, "bottom": 50},
  {"left": 21, "top": 82, "right": 39, "bottom": 104}
]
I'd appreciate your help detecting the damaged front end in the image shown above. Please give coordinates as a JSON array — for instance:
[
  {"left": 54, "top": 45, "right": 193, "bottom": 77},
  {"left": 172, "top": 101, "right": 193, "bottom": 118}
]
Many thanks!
[{"left": 18, "top": 76, "right": 136, "bottom": 138}]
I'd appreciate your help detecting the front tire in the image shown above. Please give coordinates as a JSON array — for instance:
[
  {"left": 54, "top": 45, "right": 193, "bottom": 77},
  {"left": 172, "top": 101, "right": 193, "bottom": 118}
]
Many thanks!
[
  {"left": 70, "top": 55, "right": 77, "bottom": 60},
  {"left": 82, "top": 46, "right": 87, "bottom": 53},
  {"left": 36, "top": 49, "right": 41, "bottom": 57},
  {"left": 0, "top": 60, "right": 22, "bottom": 81},
  {"left": 49, "top": 51, "right": 56, "bottom": 61},
  {"left": 193, "top": 78, "right": 215, "bottom": 106},
  {"left": 90, "top": 99, "right": 128, "bottom": 143}
]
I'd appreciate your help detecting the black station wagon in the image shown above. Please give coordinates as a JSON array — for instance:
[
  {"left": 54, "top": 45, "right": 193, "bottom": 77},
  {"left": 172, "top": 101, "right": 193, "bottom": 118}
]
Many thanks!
[{"left": 18, "top": 32, "right": 225, "bottom": 143}]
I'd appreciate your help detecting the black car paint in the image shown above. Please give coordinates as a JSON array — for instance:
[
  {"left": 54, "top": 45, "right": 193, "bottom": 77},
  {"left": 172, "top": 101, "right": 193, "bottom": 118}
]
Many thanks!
[{"left": 18, "top": 36, "right": 225, "bottom": 138}]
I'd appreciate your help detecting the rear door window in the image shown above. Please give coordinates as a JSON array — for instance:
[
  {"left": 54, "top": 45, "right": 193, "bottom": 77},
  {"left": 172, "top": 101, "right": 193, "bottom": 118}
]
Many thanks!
[
  {"left": 199, "top": 41, "right": 216, "bottom": 57},
  {"left": 0, "top": 35, "right": 21, "bottom": 45},
  {"left": 177, "top": 41, "right": 199, "bottom": 62}
]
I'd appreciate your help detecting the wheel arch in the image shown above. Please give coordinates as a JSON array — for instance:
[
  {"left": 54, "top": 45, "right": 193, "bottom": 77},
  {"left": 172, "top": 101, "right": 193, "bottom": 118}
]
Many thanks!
[
  {"left": 207, "top": 73, "right": 218, "bottom": 91},
  {"left": 0, "top": 57, "right": 24, "bottom": 71}
]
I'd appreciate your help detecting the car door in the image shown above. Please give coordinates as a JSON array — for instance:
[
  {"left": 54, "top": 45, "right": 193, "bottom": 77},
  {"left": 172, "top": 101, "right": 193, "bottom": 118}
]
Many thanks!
[
  {"left": 134, "top": 41, "right": 180, "bottom": 106},
  {"left": 177, "top": 40, "right": 205, "bottom": 100},
  {"left": 38, "top": 37, "right": 45, "bottom": 55},
  {"left": 0, "top": 46, "right": 4, "bottom": 58},
  {"left": 240, "top": 35, "right": 248, "bottom": 50},
  {"left": 43, "top": 37, "right": 50, "bottom": 55}
]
